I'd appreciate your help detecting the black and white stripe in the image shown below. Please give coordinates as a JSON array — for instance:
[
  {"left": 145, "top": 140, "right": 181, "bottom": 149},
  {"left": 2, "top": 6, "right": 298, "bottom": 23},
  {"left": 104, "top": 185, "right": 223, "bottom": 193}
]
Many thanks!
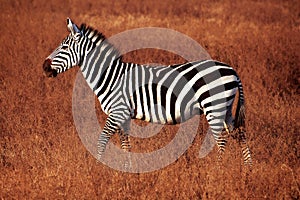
[{"left": 43, "top": 18, "right": 252, "bottom": 165}]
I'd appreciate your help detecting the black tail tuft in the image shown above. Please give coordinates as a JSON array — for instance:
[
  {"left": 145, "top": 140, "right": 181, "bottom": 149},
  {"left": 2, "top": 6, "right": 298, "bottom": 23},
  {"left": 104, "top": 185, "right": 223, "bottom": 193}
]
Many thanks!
[
  {"left": 234, "top": 78, "right": 246, "bottom": 129},
  {"left": 234, "top": 102, "right": 245, "bottom": 128}
]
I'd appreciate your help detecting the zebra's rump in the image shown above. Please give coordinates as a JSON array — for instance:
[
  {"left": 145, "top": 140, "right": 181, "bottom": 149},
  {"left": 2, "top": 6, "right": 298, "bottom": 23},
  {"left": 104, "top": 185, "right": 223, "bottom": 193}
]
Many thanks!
[{"left": 128, "top": 60, "right": 239, "bottom": 124}]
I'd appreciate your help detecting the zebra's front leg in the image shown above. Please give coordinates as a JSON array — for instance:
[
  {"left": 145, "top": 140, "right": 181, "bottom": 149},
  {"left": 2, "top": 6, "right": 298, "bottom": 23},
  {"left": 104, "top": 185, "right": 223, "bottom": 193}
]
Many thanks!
[
  {"left": 118, "top": 120, "right": 132, "bottom": 171},
  {"left": 119, "top": 130, "right": 131, "bottom": 152},
  {"left": 97, "top": 119, "right": 118, "bottom": 160},
  {"left": 119, "top": 130, "right": 132, "bottom": 170}
]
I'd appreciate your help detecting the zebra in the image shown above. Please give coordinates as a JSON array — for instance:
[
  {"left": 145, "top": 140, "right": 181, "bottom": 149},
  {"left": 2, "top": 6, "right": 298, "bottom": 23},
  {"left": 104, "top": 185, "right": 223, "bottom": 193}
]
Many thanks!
[{"left": 43, "top": 18, "right": 252, "bottom": 166}]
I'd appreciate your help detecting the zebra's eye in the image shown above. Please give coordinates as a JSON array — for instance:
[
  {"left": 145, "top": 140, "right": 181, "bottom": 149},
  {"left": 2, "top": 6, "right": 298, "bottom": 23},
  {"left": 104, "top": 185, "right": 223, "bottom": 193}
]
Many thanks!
[
  {"left": 73, "top": 33, "right": 81, "bottom": 42},
  {"left": 61, "top": 45, "right": 69, "bottom": 50}
]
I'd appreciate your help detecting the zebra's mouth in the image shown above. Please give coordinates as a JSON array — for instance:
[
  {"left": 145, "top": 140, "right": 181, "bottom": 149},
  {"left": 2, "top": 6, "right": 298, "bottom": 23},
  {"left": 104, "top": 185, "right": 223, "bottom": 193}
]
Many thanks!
[{"left": 43, "top": 59, "right": 57, "bottom": 77}]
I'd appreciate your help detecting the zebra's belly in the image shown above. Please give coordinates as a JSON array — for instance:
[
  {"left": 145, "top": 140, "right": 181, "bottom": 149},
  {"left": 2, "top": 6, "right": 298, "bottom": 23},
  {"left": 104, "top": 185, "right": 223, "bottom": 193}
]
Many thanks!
[{"left": 133, "top": 100, "right": 202, "bottom": 125}]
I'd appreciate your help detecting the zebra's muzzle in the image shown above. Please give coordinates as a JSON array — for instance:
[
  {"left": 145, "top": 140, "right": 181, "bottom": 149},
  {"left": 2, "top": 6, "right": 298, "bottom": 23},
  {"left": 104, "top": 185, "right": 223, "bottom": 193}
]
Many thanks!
[{"left": 43, "top": 59, "right": 57, "bottom": 78}]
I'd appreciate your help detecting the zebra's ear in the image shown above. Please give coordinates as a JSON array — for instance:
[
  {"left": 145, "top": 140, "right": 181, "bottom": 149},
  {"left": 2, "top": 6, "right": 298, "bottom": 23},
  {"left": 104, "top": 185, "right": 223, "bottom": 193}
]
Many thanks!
[{"left": 67, "top": 18, "right": 81, "bottom": 36}]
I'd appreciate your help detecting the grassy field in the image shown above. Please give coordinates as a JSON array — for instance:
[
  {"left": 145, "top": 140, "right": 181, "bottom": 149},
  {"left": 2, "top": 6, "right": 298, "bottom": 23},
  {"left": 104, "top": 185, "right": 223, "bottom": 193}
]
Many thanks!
[{"left": 0, "top": 0, "right": 299, "bottom": 199}]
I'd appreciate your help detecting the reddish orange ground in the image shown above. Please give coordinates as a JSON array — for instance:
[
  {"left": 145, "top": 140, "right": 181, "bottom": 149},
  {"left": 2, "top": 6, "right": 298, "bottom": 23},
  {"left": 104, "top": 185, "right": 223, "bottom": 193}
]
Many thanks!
[{"left": 0, "top": 0, "right": 299, "bottom": 199}]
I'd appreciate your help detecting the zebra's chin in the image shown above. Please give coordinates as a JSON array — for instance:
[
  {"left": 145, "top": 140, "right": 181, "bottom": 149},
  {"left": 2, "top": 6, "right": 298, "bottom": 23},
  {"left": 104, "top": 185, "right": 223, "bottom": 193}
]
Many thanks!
[{"left": 43, "top": 59, "right": 57, "bottom": 78}]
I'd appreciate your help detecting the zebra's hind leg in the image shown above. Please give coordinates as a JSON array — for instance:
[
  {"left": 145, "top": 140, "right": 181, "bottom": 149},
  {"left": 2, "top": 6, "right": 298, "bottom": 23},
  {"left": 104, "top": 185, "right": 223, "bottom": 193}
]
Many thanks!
[
  {"left": 206, "top": 114, "right": 228, "bottom": 164},
  {"left": 237, "top": 127, "right": 252, "bottom": 166},
  {"left": 214, "top": 130, "right": 229, "bottom": 164}
]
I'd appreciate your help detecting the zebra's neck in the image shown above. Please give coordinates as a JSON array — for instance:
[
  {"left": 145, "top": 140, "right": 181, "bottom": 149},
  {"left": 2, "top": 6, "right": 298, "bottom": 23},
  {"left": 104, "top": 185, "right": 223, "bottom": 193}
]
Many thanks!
[{"left": 80, "top": 38, "right": 125, "bottom": 98}]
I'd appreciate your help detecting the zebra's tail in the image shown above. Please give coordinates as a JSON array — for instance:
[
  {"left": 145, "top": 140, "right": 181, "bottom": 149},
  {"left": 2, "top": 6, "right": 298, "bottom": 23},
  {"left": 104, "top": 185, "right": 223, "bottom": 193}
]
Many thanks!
[{"left": 234, "top": 77, "right": 246, "bottom": 129}]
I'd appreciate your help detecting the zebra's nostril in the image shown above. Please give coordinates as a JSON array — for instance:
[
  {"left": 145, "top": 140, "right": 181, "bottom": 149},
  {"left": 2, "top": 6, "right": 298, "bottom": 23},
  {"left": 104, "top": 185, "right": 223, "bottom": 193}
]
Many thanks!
[
  {"left": 43, "top": 59, "right": 52, "bottom": 71},
  {"left": 43, "top": 59, "right": 57, "bottom": 77}
]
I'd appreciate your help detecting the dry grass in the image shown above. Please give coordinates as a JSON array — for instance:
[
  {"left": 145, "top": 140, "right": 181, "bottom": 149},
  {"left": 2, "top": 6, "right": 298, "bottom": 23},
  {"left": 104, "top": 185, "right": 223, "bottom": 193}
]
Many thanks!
[{"left": 0, "top": 0, "right": 299, "bottom": 199}]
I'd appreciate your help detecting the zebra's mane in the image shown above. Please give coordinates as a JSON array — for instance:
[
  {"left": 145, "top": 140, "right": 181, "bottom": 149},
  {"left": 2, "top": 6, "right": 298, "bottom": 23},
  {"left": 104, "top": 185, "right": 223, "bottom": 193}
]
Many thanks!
[
  {"left": 80, "top": 24, "right": 105, "bottom": 44},
  {"left": 80, "top": 24, "right": 122, "bottom": 59}
]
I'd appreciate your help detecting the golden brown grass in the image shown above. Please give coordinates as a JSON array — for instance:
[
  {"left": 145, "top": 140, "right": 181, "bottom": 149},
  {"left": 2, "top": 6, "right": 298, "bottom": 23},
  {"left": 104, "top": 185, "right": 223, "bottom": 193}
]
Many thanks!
[{"left": 0, "top": 0, "right": 299, "bottom": 199}]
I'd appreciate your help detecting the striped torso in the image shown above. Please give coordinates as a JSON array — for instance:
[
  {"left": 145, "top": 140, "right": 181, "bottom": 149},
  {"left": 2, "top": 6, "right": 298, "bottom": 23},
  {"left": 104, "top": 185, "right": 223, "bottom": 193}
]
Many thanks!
[{"left": 81, "top": 57, "right": 239, "bottom": 125}]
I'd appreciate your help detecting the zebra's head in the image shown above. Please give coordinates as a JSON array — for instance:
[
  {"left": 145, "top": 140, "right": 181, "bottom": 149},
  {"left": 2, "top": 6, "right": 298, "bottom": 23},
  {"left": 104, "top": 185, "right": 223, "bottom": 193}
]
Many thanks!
[{"left": 43, "top": 18, "right": 99, "bottom": 77}]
